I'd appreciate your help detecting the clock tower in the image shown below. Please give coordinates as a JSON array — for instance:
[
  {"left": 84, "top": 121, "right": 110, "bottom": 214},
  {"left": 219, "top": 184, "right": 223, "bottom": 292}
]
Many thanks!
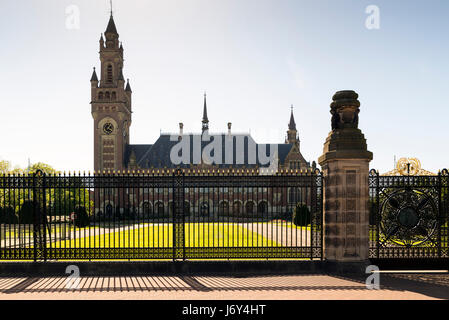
[{"left": 91, "top": 13, "right": 132, "bottom": 172}]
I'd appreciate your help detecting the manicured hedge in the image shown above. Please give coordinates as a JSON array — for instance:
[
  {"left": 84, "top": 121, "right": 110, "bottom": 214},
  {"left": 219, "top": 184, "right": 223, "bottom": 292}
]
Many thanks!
[{"left": 292, "top": 203, "right": 311, "bottom": 226}]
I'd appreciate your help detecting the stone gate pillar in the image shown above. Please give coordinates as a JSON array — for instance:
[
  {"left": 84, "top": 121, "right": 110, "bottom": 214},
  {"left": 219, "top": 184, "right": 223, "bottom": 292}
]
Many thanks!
[{"left": 318, "top": 91, "right": 373, "bottom": 272}]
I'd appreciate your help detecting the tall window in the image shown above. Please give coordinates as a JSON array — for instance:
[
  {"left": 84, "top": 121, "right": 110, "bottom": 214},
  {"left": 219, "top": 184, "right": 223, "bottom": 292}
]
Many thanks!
[
  {"left": 289, "top": 187, "right": 301, "bottom": 204},
  {"left": 107, "top": 64, "right": 113, "bottom": 84},
  {"left": 233, "top": 201, "right": 241, "bottom": 215},
  {"left": 142, "top": 202, "right": 151, "bottom": 215},
  {"left": 290, "top": 161, "right": 300, "bottom": 169},
  {"left": 246, "top": 201, "right": 255, "bottom": 214},
  {"left": 156, "top": 202, "right": 164, "bottom": 215},
  {"left": 257, "top": 201, "right": 268, "bottom": 214}
]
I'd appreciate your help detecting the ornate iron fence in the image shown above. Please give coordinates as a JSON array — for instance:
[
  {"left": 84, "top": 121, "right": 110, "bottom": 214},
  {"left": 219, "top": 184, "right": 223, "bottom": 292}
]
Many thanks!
[
  {"left": 0, "top": 169, "right": 323, "bottom": 261},
  {"left": 369, "top": 169, "right": 449, "bottom": 259}
]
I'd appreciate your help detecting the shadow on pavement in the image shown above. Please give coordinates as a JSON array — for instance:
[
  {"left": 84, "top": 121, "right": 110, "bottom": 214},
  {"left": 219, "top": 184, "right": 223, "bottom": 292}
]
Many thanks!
[
  {"left": 1, "top": 273, "right": 448, "bottom": 299},
  {"left": 332, "top": 273, "right": 449, "bottom": 300}
]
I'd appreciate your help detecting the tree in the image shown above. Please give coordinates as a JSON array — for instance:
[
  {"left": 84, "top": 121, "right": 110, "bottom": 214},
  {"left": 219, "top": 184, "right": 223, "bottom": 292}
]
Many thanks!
[
  {"left": 0, "top": 206, "right": 18, "bottom": 224},
  {"left": 0, "top": 160, "right": 11, "bottom": 174},
  {"left": 0, "top": 161, "right": 93, "bottom": 219},
  {"left": 28, "top": 162, "right": 60, "bottom": 175},
  {"left": 72, "top": 206, "right": 90, "bottom": 228},
  {"left": 18, "top": 201, "right": 34, "bottom": 224}
]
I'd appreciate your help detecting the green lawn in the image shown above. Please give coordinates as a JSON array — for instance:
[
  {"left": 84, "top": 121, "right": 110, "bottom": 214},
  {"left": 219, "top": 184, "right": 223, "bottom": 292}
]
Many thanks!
[{"left": 49, "top": 223, "right": 278, "bottom": 249}]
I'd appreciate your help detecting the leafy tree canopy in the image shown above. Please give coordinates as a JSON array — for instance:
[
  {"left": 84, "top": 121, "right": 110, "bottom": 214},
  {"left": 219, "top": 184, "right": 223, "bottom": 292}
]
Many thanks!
[{"left": 0, "top": 160, "right": 60, "bottom": 175}]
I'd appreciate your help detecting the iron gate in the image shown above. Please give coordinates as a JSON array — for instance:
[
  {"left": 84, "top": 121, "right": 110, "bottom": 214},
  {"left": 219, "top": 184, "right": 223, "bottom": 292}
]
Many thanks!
[
  {"left": 369, "top": 169, "right": 449, "bottom": 259},
  {"left": 0, "top": 169, "right": 323, "bottom": 261}
]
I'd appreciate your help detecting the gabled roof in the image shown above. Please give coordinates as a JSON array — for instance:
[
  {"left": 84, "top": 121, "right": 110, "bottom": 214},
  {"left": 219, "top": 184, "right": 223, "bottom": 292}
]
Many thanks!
[{"left": 125, "top": 134, "right": 297, "bottom": 169}]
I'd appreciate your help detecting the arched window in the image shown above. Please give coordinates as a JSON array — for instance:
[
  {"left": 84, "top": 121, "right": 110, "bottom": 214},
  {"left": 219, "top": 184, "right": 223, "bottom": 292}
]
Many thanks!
[
  {"left": 142, "top": 202, "right": 151, "bottom": 215},
  {"left": 105, "top": 92, "right": 110, "bottom": 100},
  {"left": 98, "top": 92, "right": 104, "bottom": 100},
  {"left": 105, "top": 204, "right": 113, "bottom": 217},
  {"left": 233, "top": 201, "right": 241, "bottom": 215},
  {"left": 107, "top": 64, "right": 113, "bottom": 84},
  {"left": 155, "top": 202, "right": 164, "bottom": 215},
  {"left": 257, "top": 201, "right": 268, "bottom": 214},
  {"left": 200, "top": 202, "right": 210, "bottom": 216},
  {"left": 111, "top": 92, "right": 116, "bottom": 100},
  {"left": 219, "top": 201, "right": 229, "bottom": 215},
  {"left": 246, "top": 201, "right": 255, "bottom": 214}
]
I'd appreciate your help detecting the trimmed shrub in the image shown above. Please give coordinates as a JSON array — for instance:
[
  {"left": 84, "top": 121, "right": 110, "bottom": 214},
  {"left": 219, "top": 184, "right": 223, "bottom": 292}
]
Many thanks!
[
  {"left": 73, "top": 206, "right": 90, "bottom": 228},
  {"left": 284, "top": 210, "right": 293, "bottom": 221},
  {"left": 94, "top": 210, "right": 105, "bottom": 222},
  {"left": 292, "top": 203, "right": 311, "bottom": 226},
  {"left": 123, "top": 208, "right": 136, "bottom": 220},
  {"left": 115, "top": 206, "right": 123, "bottom": 220},
  {"left": 0, "top": 207, "right": 18, "bottom": 224}
]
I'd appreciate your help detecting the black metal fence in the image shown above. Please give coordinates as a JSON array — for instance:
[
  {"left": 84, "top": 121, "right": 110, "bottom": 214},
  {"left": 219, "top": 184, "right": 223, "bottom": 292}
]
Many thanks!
[
  {"left": 369, "top": 169, "right": 449, "bottom": 259},
  {"left": 0, "top": 169, "right": 323, "bottom": 261}
]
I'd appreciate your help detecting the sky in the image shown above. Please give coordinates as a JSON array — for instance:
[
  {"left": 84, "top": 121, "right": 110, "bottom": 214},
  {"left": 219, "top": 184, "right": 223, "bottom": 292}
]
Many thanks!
[{"left": 0, "top": 0, "right": 448, "bottom": 173}]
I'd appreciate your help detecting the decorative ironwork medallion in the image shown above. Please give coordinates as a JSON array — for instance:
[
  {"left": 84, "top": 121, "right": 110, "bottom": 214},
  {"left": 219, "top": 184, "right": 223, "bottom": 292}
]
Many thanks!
[{"left": 380, "top": 188, "right": 439, "bottom": 247}]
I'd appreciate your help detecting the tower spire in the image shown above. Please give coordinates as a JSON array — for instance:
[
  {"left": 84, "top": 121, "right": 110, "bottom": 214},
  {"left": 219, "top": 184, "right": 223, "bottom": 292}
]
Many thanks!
[
  {"left": 110, "top": 0, "right": 113, "bottom": 17},
  {"left": 289, "top": 104, "right": 296, "bottom": 130},
  {"left": 202, "top": 92, "right": 209, "bottom": 133},
  {"left": 286, "top": 105, "right": 299, "bottom": 146}
]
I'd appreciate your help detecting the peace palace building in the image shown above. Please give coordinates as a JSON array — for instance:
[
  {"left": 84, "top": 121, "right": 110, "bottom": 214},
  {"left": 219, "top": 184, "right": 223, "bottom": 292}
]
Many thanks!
[{"left": 90, "top": 14, "right": 314, "bottom": 216}]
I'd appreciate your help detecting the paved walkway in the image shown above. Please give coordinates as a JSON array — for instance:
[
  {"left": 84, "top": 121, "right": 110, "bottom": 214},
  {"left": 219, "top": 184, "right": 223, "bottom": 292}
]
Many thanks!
[
  {"left": 239, "top": 222, "right": 313, "bottom": 247},
  {"left": 0, "top": 273, "right": 448, "bottom": 300}
]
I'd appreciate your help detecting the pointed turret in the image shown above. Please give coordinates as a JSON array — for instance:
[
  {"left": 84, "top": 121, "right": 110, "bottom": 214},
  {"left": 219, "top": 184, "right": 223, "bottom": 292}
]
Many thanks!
[
  {"left": 129, "top": 149, "right": 137, "bottom": 168},
  {"left": 90, "top": 67, "right": 99, "bottom": 82},
  {"left": 125, "top": 79, "right": 132, "bottom": 92},
  {"left": 90, "top": 67, "right": 99, "bottom": 100},
  {"left": 202, "top": 92, "right": 209, "bottom": 133}
]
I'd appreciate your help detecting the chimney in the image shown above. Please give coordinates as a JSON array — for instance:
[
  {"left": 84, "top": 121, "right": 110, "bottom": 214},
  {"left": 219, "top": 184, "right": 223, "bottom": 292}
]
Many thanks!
[{"left": 227, "top": 122, "right": 232, "bottom": 135}]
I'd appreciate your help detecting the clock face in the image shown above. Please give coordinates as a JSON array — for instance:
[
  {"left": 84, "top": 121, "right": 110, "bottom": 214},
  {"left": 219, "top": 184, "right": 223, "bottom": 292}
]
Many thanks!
[{"left": 103, "top": 123, "right": 114, "bottom": 135}]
